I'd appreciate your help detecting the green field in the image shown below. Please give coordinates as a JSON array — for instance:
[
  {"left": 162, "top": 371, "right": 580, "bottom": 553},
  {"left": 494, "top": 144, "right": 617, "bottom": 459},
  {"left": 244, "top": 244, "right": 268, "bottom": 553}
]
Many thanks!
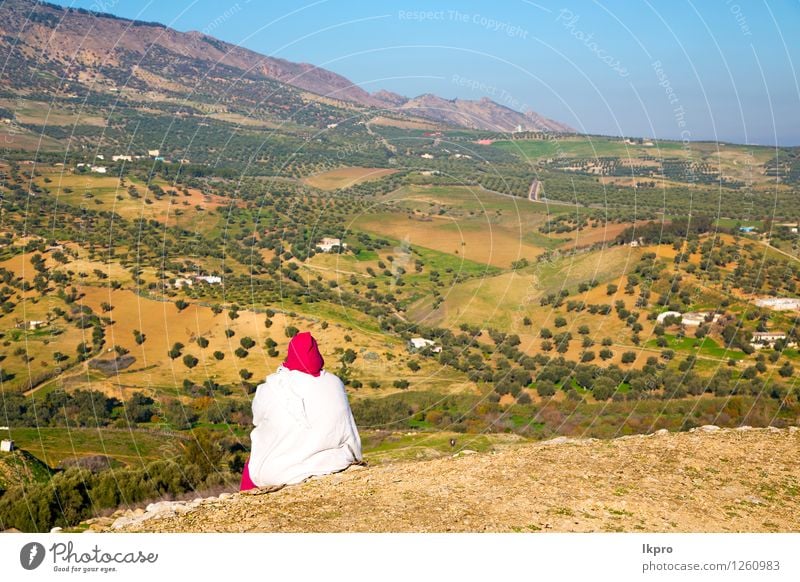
[
  {"left": 7, "top": 427, "right": 185, "bottom": 468},
  {"left": 493, "top": 136, "right": 687, "bottom": 160},
  {"left": 360, "top": 430, "right": 521, "bottom": 464},
  {"left": 645, "top": 334, "right": 747, "bottom": 360}
]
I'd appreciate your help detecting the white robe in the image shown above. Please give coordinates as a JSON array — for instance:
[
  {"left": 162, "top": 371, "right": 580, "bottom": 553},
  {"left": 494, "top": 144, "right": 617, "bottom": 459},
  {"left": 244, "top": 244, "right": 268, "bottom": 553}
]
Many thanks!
[{"left": 248, "top": 366, "right": 362, "bottom": 487}]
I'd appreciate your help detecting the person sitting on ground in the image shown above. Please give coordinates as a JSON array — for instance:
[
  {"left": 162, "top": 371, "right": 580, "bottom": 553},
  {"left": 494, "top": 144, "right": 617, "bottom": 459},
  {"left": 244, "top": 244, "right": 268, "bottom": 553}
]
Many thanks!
[{"left": 240, "top": 331, "right": 362, "bottom": 491}]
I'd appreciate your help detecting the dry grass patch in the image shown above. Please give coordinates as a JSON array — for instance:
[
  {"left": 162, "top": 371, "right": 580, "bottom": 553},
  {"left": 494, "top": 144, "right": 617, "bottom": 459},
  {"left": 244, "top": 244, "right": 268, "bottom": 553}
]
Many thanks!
[{"left": 303, "top": 167, "right": 398, "bottom": 190}]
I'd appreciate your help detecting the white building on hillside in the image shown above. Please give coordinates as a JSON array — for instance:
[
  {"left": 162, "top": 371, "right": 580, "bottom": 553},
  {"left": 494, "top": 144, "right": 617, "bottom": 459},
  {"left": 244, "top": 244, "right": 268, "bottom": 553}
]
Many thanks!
[
  {"left": 408, "top": 337, "right": 442, "bottom": 353},
  {"left": 90, "top": 165, "right": 107, "bottom": 174},
  {"left": 316, "top": 238, "right": 346, "bottom": 253},
  {"left": 172, "top": 278, "right": 194, "bottom": 288},
  {"left": 112, "top": 155, "right": 133, "bottom": 162},
  {"left": 755, "top": 297, "right": 800, "bottom": 311},
  {"left": 681, "top": 312, "right": 720, "bottom": 327},
  {"left": 751, "top": 331, "right": 789, "bottom": 348},
  {"left": 656, "top": 311, "right": 682, "bottom": 324},
  {"left": 195, "top": 275, "right": 222, "bottom": 285},
  {"left": 0, "top": 439, "right": 14, "bottom": 453}
]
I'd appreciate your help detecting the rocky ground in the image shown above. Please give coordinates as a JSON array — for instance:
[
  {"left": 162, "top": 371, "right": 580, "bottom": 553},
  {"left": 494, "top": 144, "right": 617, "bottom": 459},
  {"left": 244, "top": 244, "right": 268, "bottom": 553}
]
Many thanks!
[{"left": 87, "top": 426, "right": 800, "bottom": 533}]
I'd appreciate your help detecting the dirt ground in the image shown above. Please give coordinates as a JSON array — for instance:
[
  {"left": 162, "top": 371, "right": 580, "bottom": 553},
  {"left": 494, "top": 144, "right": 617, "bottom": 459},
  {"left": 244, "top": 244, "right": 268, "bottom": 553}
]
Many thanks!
[{"left": 105, "top": 427, "right": 800, "bottom": 533}]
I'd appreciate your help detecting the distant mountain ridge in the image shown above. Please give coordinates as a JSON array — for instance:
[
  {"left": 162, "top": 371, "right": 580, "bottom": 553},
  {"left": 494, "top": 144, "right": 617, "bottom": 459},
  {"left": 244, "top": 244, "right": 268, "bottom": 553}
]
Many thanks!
[
  {"left": 396, "top": 94, "right": 572, "bottom": 133},
  {"left": 0, "top": 0, "right": 573, "bottom": 133}
]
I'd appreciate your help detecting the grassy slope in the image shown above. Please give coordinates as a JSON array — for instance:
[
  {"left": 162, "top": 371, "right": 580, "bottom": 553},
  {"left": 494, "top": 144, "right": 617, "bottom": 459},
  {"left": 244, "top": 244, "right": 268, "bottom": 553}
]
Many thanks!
[{"left": 0, "top": 449, "right": 52, "bottom": 490}]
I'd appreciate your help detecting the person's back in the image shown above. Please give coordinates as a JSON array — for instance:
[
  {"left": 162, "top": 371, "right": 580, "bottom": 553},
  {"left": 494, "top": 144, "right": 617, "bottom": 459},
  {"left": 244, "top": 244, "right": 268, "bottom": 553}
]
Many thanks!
[{"left": 243, "top": 332, "right": 362, "bottom": 489}]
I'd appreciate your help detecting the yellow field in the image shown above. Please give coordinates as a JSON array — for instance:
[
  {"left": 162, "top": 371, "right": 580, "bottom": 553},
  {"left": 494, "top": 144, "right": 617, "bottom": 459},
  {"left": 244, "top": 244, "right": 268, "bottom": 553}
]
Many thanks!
[
  {"left": 0, "top": 280, "right": 469, "bottom": 399},
  {"left": 408, "top": 244, "right": 643, "bottom": 329},
  {"left": 0, "top": 124, "right": 62, "bottom": 151},
  {"left": 368, "top": 116, "right": 440, "bottom": 130},
  {"left": 302, "top": 167, "right": 398, "bottom": 190},
  {"left": 34, "top": 169, "right": 230, "bottom": 234}
]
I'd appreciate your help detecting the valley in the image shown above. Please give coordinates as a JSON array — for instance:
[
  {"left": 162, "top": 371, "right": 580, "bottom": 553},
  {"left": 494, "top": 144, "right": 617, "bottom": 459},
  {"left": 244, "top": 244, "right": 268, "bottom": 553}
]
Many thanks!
[{"left": 0, "top": 0, "right": 798, "bottom": 534}]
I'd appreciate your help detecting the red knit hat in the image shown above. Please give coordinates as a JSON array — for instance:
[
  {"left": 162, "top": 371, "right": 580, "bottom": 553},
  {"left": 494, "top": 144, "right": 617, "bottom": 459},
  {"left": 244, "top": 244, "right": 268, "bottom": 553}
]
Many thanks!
[{"left": 283, "top": 332, "right": 324, "bottom": 376}]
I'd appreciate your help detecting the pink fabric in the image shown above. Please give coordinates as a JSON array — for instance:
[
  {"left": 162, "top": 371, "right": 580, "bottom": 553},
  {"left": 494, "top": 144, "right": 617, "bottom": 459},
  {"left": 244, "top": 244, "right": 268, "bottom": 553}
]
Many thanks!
[
  {"left": 283, "top": 332, "right": 324, "bottom": 377},
  {"left": 239, "top": 459, "right": 256, "bottom": 491}
]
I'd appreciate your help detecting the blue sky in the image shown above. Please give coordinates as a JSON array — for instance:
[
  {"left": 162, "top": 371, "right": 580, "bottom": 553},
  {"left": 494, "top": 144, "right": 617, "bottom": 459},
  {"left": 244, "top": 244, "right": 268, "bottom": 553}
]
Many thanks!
[{"left": 51, "top": 0, "right": 800, "bottom": 145}]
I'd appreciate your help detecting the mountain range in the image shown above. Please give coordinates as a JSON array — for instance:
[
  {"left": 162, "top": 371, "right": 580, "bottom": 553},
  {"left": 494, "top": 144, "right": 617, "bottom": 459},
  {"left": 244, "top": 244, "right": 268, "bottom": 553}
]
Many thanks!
[{"left": 0, "top": 0, "right": 573, "bottom": 133}]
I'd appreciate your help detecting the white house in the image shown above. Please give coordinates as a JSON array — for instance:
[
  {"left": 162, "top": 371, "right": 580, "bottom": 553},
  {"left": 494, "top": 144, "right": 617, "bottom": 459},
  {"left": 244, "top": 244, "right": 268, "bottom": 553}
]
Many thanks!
[
  {"left": 420, "top": 153, "right": 434, "bottom": 159},
  {"left": 408, "top": 337, "right": 442, "bottom": 353},
  {"left": 755, "top": 297, "right": 800, "bottom": 311},
  {"left": 172, "top": 278, "right": 194, "bottom": 288},
  {"left": 316, "top": 237, "right": 346, "bottom": 253},
  {"left": 751, "top": 331, "right": 789, "bottom": 348},
  {"left": 195, "top": 275, "right": 222, "bottom": 285},
  {"left": 90, "top": 165, "right": 107, "bottom": 174},
  {"left": 0, "top": 439, "right": 14, "bottom": 453},
  {"left": 681, "top": 312, "right": 720, "bottom": 327},
  {"left": 26, "top": 320, "right": 46, "bottom": 330},
  {"left": 148, "top": 149, "right": 160, "bottom": 157},
  {"left": 112, "top": 155, "right": 132, "bottom": 162},
  {"left": 656, "top": 311, "right": 682, "bottom": 324},
  {"left": 326, "top": 123, "right": 338, "bottom": 129}
]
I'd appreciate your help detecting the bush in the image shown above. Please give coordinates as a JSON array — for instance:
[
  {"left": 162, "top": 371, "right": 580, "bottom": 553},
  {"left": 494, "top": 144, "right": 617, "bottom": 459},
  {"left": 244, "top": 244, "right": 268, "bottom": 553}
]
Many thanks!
[
  {"left": 592, "top": 376, "right": 617, "bottom": 401},
  {"left": 168, "top": 342, "right": 184, "bottom": 360},
  {"left": 536, "top": 380, "right": 556, "bottom": 397}
]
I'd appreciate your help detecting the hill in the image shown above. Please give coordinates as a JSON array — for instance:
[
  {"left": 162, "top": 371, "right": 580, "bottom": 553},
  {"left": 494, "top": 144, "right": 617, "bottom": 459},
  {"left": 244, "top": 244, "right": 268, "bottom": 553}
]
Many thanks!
[
  {"left": 0, "top": 0, "right": 571, "bottom": 134},
  {"left": 396, "top": 95, "right": 573, "bottom": 133},
  {"left": 97, "top": 427, "right": 800, "bottom": 533}
]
